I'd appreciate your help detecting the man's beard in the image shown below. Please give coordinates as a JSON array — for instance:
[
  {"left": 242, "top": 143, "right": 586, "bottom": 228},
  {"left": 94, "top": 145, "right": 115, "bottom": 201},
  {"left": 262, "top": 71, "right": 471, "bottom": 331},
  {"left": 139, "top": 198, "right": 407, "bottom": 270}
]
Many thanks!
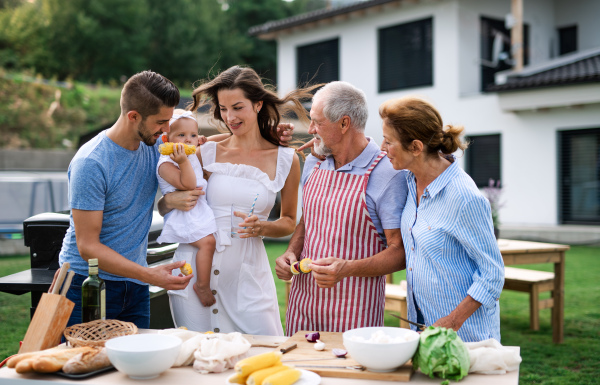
[
  {"left": 313, "top": 135, "right": 333, "bottom": 156},
  {"left": 137, "top": 119, "right": 158, "bottom": 146}
]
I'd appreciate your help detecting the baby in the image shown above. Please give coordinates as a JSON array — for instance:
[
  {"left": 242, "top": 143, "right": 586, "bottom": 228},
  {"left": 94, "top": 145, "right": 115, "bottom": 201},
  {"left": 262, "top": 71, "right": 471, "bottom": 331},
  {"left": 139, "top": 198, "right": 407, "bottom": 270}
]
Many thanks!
[{"left": 156, "top": 110, "right": 217, "bottom": 307}]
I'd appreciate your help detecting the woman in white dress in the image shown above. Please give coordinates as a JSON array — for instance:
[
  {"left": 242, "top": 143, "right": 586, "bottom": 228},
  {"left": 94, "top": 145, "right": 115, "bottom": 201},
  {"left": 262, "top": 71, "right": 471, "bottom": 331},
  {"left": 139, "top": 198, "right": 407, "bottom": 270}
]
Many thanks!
[{"left": 161, "top": 66, "right": 318, "bottom": 335}]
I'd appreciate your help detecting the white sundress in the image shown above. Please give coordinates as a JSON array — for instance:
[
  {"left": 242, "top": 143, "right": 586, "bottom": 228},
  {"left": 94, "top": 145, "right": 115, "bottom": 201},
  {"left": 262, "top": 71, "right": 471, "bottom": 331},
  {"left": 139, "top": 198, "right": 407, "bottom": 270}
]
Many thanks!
[
  {"left": 168, "top": 141, "right": 294, "bottom": 336},
  {"left": 156, "top": 154, "right": 217, "bottom": 244}
]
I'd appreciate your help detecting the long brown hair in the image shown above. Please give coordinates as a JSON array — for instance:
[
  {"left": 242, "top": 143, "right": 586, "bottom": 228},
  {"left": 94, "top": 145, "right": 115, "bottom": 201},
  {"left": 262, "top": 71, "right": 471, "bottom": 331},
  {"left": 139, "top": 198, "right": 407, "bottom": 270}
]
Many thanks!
[
  {"left": 189, "top": 66, "right": 320, "bottom": 147},
  {"left": 379, "top": 97, "right": 468, "bottom": 156}
]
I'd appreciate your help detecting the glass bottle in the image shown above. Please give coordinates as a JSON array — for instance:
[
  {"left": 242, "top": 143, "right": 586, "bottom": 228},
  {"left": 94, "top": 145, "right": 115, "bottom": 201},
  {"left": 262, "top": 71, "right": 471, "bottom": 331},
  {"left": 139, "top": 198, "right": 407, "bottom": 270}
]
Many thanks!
[{"left": 81, "top": 258, "right": 106, "bottom": 322}]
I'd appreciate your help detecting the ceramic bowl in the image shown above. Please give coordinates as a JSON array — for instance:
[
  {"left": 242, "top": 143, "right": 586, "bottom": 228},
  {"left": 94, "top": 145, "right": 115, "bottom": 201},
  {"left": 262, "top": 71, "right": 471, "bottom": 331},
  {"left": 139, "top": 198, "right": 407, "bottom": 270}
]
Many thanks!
[
  {"left": 342, "top": 326, "right": 420, "bottom": 372},
  {"left": 105, "top": 333, "right": 182, "bottom": 379}
]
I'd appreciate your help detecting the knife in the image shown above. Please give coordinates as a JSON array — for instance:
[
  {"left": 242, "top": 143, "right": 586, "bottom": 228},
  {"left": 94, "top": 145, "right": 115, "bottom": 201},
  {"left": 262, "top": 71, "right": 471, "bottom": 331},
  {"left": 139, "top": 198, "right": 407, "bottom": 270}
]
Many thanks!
[
  {"left": 390, "top": 313, "right": 426, "bottom": 330},
  {"left": 294, "top": 364, "right": 365, "bottom": 371}
]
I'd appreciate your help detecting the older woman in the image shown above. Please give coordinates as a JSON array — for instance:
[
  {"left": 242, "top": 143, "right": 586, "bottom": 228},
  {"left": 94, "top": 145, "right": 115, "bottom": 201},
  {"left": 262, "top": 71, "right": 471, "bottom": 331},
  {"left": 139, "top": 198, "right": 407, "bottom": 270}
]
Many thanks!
[{"left": 379, "top": 97, "right": 504, "bottom": 342}]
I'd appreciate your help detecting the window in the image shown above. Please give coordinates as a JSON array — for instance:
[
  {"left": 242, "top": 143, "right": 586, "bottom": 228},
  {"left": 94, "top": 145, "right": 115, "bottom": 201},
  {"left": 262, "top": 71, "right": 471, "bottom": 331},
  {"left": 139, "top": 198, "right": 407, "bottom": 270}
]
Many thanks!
[
  {"left": 480, "top": 16, "right": 529, "bottom": 92},
  {"left": 559, "top": 128, "right": 600, "bottom": 224},
  {"left": 465, "top": 134, "right": 501, "bottom": 187},
  {"left": 558, "top": 25, "right": 577, "bottom": 56},
  {"left": 378, "top": 18, "right": 433, "bottom": 92},
  {"left": 297, "top": 38, "right": 339, "bottom": 86}
]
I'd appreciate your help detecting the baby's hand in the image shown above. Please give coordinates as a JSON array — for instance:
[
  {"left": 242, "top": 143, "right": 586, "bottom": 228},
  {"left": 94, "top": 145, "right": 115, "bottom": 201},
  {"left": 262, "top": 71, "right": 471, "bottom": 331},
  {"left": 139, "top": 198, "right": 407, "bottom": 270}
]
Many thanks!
[
  {"left": 193, "top": 283, "right": 216, "bottom": 307},
  {"left": 198, "top": 135, "right": 208, "bottom": 145},
  {"left": 170, "top": 143, "right": 189, "bottom": 165}
]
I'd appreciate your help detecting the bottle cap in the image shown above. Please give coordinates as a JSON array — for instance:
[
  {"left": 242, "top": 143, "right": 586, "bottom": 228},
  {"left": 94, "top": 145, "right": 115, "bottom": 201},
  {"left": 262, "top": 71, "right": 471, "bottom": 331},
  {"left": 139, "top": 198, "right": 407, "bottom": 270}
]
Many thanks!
[{"left": 89, "top": 258, "right": 98, "bottom": 266}]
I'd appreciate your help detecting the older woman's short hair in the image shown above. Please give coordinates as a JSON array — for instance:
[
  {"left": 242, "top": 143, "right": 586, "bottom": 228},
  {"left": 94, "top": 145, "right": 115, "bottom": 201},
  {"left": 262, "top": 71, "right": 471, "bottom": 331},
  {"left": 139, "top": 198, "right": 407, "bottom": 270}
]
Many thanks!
[{"left": 314, "top": 81, "right": 368, "bottom": 132}]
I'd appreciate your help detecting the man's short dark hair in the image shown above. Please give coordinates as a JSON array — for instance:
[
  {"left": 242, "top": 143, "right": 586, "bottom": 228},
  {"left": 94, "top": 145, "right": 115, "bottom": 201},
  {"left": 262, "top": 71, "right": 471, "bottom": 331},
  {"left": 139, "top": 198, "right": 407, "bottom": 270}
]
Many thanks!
[{"left": 121, "top": 71, "right": 180, "bottom": 119}]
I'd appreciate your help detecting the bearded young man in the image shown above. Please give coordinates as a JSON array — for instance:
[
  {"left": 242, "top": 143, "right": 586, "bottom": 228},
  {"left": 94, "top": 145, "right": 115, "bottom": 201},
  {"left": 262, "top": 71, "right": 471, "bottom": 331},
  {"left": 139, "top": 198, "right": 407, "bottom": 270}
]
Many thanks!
[{"left": 59, "top": 71, "right": 194, "bottom": 328}]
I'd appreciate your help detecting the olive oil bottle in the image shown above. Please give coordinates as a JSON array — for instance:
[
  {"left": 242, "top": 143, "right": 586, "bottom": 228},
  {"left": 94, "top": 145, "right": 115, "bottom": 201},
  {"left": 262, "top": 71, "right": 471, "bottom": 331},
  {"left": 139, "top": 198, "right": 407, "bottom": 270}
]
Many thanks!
[{"left": 81, "top": 258, "right": 106, "bottom": 322}]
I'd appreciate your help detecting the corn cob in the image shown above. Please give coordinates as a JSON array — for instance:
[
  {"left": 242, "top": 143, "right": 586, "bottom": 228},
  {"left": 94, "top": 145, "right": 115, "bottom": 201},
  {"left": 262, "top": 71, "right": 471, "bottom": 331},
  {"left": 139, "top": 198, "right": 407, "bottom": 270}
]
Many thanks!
[
  {"left": 299, "top": 258, "right": 312, "bottom": 273},
  {"left": 158, "top": 142, "right": 196, "bottom": 156},
  {"left": 262, "top": 368, "right": 302, "bottom": 385},
  {"left": 234, "top": 351, "right": 282, "bottom": 377},
  {"left": 227, "top": 373, "right": 248, "bottom": 384},
  {"left": 247, "top": 364, "right": 288, "bottom": 385},
  {"left": 180, "top": 263, "right": 193, "bottom": 276}
]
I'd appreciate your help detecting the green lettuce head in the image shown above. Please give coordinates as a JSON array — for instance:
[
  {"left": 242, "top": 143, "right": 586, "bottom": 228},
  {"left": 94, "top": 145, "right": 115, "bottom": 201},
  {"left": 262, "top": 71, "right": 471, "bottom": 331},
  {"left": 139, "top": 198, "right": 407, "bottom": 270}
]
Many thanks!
[{"left": 413, "top": 326, "right": 470, "bottom": 381}]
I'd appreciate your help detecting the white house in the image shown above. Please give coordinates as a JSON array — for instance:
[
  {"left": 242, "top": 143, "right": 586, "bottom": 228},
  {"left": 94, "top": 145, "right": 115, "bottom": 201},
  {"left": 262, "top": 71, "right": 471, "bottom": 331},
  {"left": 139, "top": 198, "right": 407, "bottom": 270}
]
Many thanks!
[{"left": 250, "top": 0, "right": 600, "bottom": 243}]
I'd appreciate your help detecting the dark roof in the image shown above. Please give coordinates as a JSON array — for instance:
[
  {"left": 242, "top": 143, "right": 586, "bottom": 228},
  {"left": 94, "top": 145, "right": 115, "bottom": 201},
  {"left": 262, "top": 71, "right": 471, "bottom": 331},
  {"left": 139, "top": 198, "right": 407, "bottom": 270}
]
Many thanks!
[
  {"left": 248, "top": 0, "right": 400, "bottom": 38},
  {"left": 488, "top": 51, "right": 600, "bottom": 92}
]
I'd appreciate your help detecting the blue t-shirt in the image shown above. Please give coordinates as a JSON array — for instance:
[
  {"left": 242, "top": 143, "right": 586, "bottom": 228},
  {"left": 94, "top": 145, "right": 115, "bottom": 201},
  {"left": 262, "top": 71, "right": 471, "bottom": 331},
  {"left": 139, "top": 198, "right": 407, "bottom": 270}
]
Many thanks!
[
  {"left": 301, "top": 137, "right": 408, "bottom": 244},
  {"left": 59, "top": 131, "right": 161, "bottom": 283}
]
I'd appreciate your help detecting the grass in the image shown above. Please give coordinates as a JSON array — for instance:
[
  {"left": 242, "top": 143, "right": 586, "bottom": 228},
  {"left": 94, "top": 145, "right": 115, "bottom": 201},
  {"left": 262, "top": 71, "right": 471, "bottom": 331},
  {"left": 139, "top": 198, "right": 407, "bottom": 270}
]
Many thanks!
[{"left": 1, "top": 244, "right": 599, "bottom": 384}]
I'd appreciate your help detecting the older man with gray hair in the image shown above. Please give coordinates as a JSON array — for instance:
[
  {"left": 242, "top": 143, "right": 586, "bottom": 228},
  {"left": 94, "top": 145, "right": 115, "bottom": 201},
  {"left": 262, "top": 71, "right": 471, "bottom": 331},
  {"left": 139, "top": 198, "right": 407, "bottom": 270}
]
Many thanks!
[{"left": 276, "top": 81, "right": 408, "bottom": 336}]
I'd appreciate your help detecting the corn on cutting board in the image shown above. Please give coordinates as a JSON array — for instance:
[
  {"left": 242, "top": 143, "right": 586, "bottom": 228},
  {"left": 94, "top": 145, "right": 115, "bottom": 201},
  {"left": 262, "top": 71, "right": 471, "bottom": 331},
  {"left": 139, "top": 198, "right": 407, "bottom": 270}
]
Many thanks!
[{"left": 276, "top": 331, "right": 413, "bottom": 381}]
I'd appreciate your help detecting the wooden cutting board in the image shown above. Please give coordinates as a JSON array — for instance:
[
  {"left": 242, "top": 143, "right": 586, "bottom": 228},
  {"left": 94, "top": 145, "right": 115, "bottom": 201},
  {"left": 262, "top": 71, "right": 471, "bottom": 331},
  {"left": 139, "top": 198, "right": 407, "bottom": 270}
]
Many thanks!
[{"left": 276, "top": 331, "right": 413, "bottom": 381}]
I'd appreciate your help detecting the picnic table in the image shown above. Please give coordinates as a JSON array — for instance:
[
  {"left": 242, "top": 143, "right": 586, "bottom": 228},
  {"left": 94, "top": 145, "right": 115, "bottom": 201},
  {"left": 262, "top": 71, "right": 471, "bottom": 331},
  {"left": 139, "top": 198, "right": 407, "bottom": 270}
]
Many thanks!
[
  {"left": 498, "top": 239, "right": 569, "bottom": 343},
  {"left": 0, "top": 334, "right": 520, "bottom": 384}
]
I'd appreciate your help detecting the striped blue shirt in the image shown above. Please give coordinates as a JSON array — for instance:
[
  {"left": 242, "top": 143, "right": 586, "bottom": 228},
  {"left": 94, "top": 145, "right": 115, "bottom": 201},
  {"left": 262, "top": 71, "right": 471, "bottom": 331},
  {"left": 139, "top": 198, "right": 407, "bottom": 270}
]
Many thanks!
[{"left": 401, "top": 160, "right": 504, "bottom": 342}]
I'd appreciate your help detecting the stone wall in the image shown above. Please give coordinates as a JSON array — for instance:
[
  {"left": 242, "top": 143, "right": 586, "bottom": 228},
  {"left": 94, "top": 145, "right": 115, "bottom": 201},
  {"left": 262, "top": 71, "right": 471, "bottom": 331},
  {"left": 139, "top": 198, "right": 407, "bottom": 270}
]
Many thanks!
[{"left": 0, "top": 149, "right": 75, "bottom": 171}]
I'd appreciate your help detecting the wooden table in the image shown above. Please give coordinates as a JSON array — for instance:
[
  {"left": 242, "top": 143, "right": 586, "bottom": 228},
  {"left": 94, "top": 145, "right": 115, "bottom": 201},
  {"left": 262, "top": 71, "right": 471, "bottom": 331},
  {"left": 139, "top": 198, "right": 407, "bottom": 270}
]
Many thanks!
[
  {"left": 498, "top": 239, "right": 570, "bottom": 344},
  {"left": 0, "top": 335, "right": 520, "bottom": 384}
]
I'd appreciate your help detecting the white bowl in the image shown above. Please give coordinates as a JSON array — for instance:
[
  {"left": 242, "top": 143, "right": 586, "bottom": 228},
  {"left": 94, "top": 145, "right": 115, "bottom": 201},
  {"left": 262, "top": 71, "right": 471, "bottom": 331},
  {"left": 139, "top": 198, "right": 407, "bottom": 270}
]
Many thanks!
[
  {"left": 105, "top": 334, "right": 182, "bottom": 379},
  {"left": 342, "top": 327, "right": 420, "bottom": 372}
]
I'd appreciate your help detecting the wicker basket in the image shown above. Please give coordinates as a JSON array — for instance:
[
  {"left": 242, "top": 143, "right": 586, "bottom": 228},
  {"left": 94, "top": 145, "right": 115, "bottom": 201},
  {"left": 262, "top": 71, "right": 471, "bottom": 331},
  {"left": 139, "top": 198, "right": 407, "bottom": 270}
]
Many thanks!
[{"left": 64, "top": 319, "right": 138, "bottom": 348}]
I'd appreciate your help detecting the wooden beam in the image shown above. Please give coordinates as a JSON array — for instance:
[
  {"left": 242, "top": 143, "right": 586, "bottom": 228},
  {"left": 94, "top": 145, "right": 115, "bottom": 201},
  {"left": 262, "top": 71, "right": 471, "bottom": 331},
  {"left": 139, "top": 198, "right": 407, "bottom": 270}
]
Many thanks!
[{"left": 511, "top": 0, "right": 524, "bottom": 71}]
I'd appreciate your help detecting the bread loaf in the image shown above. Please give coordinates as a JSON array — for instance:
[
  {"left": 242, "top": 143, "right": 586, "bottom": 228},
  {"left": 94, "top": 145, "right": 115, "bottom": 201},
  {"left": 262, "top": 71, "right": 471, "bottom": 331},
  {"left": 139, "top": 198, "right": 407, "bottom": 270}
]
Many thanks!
[
  {"left": 62, "top": 348, "right": 110, "bottom": 374},
  {"left": 7, "top": 346, "right": 63, "bottom": 368},
  {"left": 30, "top": 347, "right": 95, "bottom": 373},
  {"left": 15, "top": 358, "right": 36, "bottom": 374}
]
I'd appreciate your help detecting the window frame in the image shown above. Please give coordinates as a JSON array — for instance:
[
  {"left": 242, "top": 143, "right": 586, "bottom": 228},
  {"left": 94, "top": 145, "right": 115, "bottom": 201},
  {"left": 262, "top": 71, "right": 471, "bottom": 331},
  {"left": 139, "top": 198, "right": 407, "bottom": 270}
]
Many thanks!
[
  {"left": 296, "top": 37, "right": 340, "bottom": 87},
  {"left": 377, "top": 17, "right": 434, "bottom": 93},
  {"left": 558, "top": 127, "right": 600, "bottom": 225},
  {"left": 464, "top": 133, "right": 502, "bottom": 188}
]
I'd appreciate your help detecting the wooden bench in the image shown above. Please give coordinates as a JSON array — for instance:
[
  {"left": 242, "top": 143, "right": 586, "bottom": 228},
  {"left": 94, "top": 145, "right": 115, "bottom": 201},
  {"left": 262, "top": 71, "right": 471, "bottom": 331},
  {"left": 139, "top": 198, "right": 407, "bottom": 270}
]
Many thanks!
[
  {"left": 503, "top": 266, "right": 555, "bottom": 331},
  {"left": 384, "top": 281, "right": 409, "bottom": 328}
]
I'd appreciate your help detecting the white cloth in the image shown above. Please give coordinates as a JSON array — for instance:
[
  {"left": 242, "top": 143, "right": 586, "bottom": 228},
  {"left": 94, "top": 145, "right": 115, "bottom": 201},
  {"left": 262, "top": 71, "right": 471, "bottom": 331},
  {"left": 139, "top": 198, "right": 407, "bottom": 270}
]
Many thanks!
[
  {"left": 466, "top": 338, "right": 522, "bottom": 374},
  {"left": 192, "top": 332, "right": 251, "bottom": 373},
  {"left": 156, "top": 154, "right": 217, "bottom": 244},
  {"left": 157, "top": 329, "right": 251, "bottom": 372},
  {"left": 168, "top": 141, "right": 294, "bottom": 336}
]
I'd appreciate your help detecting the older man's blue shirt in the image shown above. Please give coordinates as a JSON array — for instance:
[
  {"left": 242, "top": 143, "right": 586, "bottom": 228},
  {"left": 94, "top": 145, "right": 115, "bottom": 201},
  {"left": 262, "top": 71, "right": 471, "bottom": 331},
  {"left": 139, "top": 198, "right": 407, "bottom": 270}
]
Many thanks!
[{"left": 401, "top": 160, "right": 504, "bottom": 342}]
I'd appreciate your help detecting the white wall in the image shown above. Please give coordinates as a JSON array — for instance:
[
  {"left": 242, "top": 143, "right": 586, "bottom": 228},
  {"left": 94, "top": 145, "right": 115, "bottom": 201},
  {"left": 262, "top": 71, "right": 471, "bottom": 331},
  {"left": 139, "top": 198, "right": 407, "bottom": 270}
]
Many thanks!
[
  {"left": 275, "top": 0, "right": 600, "bottom": 226},
  {"left": 554, "top": 0, "right": 600, "bottom": 52}
]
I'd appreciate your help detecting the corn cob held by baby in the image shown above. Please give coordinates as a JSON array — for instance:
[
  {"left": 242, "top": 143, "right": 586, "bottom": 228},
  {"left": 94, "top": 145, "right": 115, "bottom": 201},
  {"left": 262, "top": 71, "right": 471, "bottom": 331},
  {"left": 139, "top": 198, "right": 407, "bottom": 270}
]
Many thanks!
[
  {"left": 230, "top": 351, "right": 302, "bottom": 385},
  {"left": 158, "top": 142, "right": 196, "bottom": 156}
]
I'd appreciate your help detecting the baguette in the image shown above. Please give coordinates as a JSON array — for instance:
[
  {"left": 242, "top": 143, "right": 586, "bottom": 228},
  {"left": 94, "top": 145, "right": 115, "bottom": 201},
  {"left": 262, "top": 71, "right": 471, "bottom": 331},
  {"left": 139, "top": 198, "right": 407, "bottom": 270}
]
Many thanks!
[
  {"left": 7, "top": 346, "right": 64, "bottom": 368},
  {"left": 62, "top": 348, "right": 110, "bottom": 374},
  {"left": 31, "top": 347, "right": 95, "bottom": 373},
  {"left": 15, "top": 358, "right": 36, "bottom": 374}
]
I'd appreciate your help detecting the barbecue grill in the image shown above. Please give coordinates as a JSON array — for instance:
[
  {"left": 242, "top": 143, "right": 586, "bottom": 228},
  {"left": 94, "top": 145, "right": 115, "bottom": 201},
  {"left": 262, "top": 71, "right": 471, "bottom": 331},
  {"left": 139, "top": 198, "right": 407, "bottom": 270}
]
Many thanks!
[{"left": 0, "top": 211, "right": 177, "bottom": 329}]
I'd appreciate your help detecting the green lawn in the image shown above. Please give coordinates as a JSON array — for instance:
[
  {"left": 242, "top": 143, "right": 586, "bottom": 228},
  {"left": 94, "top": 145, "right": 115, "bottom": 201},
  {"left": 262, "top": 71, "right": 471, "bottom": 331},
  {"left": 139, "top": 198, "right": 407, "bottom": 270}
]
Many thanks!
[{"left": 1, "top": 244, "right": 599, "bottom": 384}]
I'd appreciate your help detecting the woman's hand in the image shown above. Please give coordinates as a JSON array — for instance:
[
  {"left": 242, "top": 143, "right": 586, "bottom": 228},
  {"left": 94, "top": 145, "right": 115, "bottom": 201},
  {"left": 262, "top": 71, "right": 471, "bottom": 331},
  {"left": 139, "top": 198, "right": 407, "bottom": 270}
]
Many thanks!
[
  {"left": 277, "top": 123, "right": 295, "bottom": 145},
  {"left": 233, "top": 211, "right": 263, "bottom": 238}
]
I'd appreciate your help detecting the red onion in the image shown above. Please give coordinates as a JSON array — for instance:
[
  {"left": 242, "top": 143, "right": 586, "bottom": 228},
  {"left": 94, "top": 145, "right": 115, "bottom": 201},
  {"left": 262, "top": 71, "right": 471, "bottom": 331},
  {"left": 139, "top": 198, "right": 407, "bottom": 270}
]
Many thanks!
[
  {"left": 332, "top": 348, "right": 348, "bottom": 358},
  {"left": 304, "top": 331, "right": 320, "bottom": 342}
]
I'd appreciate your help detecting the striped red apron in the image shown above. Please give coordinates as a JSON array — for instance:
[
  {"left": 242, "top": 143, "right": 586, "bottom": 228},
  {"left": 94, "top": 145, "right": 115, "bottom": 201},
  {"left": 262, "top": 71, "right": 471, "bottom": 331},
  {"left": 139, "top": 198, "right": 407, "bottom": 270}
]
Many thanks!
[{"left": 286, "top": 152, "right": 387, "bottom": 336}]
